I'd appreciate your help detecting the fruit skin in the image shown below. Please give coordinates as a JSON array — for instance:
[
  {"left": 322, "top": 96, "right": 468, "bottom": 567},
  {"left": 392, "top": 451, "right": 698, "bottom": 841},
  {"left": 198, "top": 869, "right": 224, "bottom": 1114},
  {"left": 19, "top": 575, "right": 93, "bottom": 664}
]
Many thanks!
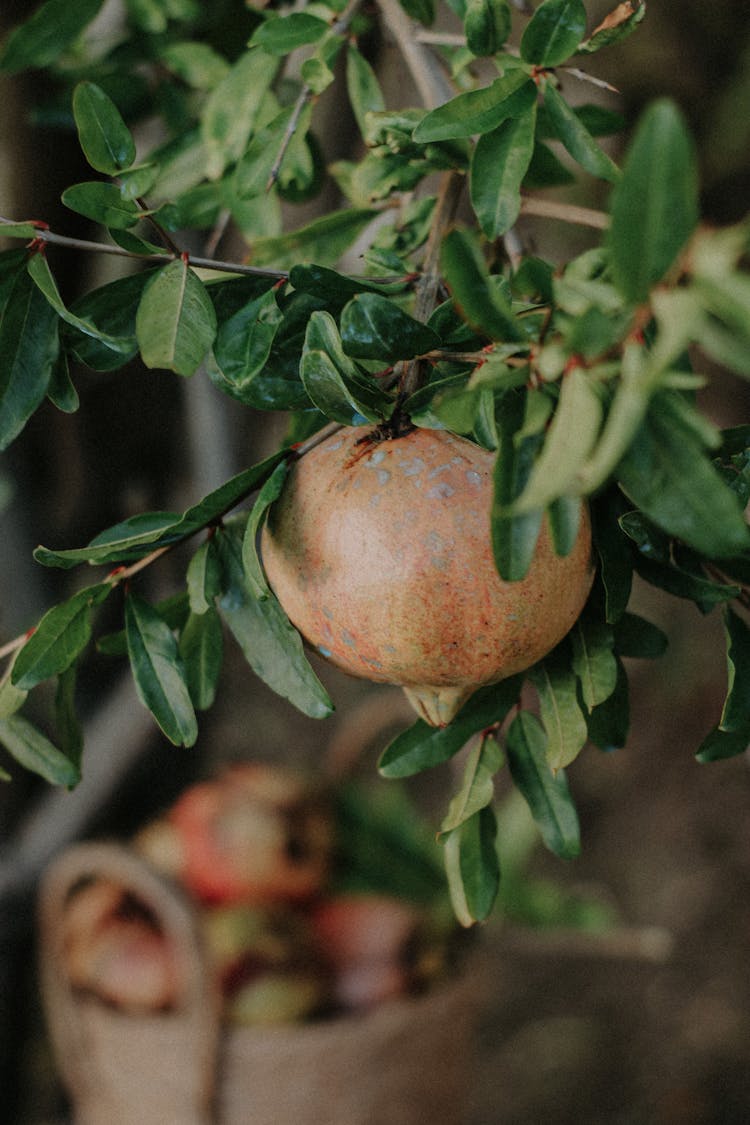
[{"left": 261, "top": 425, "right": 595, "bottom": 725}]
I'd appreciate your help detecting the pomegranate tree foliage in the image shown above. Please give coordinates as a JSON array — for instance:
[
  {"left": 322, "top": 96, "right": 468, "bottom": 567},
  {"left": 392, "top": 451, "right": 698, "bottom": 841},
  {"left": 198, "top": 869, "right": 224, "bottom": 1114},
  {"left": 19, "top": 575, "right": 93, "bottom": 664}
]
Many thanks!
[{"left": 1, "top": 0, "right": 750, "bottom": 921}]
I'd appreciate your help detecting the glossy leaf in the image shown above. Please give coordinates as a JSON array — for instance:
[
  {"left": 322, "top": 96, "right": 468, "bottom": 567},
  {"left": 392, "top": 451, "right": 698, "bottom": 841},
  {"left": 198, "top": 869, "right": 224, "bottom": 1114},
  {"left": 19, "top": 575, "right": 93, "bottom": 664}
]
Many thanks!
[
  {"left": 696, "top": 726, "right": 749, "bottom": 764},
  {"left": 186, "top": 538, "right": 222, "bottom": 615},
  {"left": 547, "top": 495, "right": 583, "bottom": 556},
  {"left": 242, "top": 460, "right": 289, "bottom": 598},
  {"left": 413, "top": 71, "right": 537, "bottom": 143},
  {"left": 718, "top": 607, "right": 750, "bottom": 733},
  {"left": 506, "top": 710, "right": 581, "bottom": 858},
  {"left": 464, "top": 0, "right": 512, "bottom": 56},
  {"left": 54, "top": 665, "right": 83, "bottom": 770},
  {"left": 633, "top": 555, "right": 740, "bottom": 608},
  {"left": 0, "top": 266, "right": 59, "bottom": 450},
  {"left": 531, "top": 649, "right": 589, "bottom": 771},
  {"left": 125, "top": 593, "right": 198, "bottom": 747},
  {"left": 0, "top": 0, "right": 105, "bottom": 73},
  {"left": 202, "top": 48, "right": 279, "bottom": 180},
  {"left": 47, "top": 354, "right": 79, "bottom": 413},
  {"left": 252, "top": 12, "right": 328, "bottom": 54},
  {"left": 571, "top": 615, "right": 618, "bottom": 711},
  {"left": 301, "top": 310, "right": 392, "bottom": 423},
  {"left": 178, "top": 608, "right": 223, "bottom": 711},
  {"left": 12, "top": 584, "right": 110, "bottom": 690},
  {"left": 492, "top": 389, "right": 544, "bottom": 581},
  {"left": 340, "top": 293, "right": 440, "bottom": 361},
  {"left": 378, "top": 676, "right": 522, "bottom": 779},
  {"left": 73, "top": 81, "right": 136, "bottom": 174},
  {"left": 470, "top": 106, "right": 536, "bottom": 239},
  {"left": 592, "top": 494, "right": 634, "bottom": 623},
  {"left": 586, "top": 655, "right": 629, "bottom": 751},
  {"left": 61, "top": 183, "right": 143, "bottom": 229},
  {"left": 578, "top": 1, "right": 646, "bottom": 54},
  {"left": 441, "top": 227, "right": 525, "bottom": 342},
  {"left": 543, "top": 83, "right": 620, "bottom": 182},
  {"left": 249, "top": 208, "right": 376, "bottom": 270},
  {"left": 216, "top": 521, "right": 333, "bottom": 719},
  {"left": 612, "top": 612, "right": 668, "bottom": 659},
  {"left": 136, "top": 259, "right": 217, "bottom": 376},
  {"left": 609, "top": 100, "right": 698, "bottom": 302},
  {"left": 520, "top": 0, "right": 587, "bottom": 66},
  {"left": 440, "top": 734, "right": 504, "bottom": 834},
  {"left": 441, "top": 806, "right": 500, "bottom": 926},
  {"left": 27, "top": 254, "right": 131, "bottom": 355},
  {"left": 0, "top": 716, "right": 79, "bottom": 787},
  {"left": 210, "top": 286, "right": 283, "bottom": 399},
  {"left": 66, "top": 269, "right": 158, "bottom": 372}
]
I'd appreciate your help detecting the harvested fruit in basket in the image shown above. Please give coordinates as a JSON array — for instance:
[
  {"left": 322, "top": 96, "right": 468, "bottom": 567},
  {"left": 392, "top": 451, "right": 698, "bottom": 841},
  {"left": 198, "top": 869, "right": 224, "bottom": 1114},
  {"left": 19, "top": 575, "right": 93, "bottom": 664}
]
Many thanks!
[{"left": 261, "top": 425, "right": 594, "bottom": 726}]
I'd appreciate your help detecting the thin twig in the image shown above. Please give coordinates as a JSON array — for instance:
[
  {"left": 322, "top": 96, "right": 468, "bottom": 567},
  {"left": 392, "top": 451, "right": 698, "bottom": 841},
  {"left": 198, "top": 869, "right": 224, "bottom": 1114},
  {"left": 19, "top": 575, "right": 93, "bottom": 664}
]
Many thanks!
[
  {"left": 520, "top": 195, "right": 610, "bottom": 230},
  {"left": 559, "top": 66, "right": 621, "bottom": 94}
]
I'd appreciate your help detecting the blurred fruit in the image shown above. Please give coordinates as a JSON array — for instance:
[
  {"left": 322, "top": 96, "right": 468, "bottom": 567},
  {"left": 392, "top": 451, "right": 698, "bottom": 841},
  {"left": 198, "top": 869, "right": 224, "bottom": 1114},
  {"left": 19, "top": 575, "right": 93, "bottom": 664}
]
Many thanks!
[{"left": 261, "top": 425, "right": 594, "bottom": 725}]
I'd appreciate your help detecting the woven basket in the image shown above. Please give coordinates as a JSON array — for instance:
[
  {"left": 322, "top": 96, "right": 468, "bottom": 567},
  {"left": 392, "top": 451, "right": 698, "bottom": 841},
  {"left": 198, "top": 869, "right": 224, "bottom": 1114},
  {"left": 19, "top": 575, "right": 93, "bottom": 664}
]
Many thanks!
[{"left": 38, "top": 841, "right": 476, "bottom": 1125}]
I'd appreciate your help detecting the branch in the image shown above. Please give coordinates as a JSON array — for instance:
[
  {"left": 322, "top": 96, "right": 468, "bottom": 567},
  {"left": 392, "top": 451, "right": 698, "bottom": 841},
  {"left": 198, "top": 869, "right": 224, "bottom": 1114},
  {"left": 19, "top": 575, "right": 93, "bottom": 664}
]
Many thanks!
[{"left": 520, "top": 196, "right": 610, "bottom": 230}]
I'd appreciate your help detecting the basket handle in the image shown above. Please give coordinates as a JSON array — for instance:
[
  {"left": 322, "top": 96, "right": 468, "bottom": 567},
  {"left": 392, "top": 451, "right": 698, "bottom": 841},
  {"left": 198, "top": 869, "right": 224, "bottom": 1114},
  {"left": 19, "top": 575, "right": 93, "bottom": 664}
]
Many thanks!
[{"left": 38, "top": 841, "right": 219, "bottom": 1125}]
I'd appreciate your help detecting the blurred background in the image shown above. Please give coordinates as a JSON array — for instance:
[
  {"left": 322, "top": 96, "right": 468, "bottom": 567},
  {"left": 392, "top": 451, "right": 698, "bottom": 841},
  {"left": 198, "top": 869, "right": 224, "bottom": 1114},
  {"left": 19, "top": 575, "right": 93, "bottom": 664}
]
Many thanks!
[{"left": 1, "top": 0, "right": 750, "bottom": 1122}]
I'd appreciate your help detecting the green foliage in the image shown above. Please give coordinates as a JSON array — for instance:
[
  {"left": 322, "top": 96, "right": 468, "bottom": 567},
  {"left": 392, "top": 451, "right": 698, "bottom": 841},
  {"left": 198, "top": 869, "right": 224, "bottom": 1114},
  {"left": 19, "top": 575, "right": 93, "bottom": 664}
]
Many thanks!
[{"left": 1, "top": 0, "right": 749, "bottom": 924}]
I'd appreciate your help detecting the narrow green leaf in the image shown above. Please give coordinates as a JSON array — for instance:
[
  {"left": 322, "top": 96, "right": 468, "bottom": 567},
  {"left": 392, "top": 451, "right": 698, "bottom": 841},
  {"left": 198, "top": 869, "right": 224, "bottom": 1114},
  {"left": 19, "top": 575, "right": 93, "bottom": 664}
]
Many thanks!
[
  {"left": 531, "top": 649, "right": 588, "bottom": 770},
  {"left": 578, "top": 1, "right": 646, "bottom": 54},
  {"left": 612, "top": 612, "right": 668, "bottom": 659},
  {"left": 202, "top": 48, "right": 279, "bottom": 180},
  {"left": 520, "top": 0, "right": 587, "bottom": 66},
  {"left": 216, "top": 521, "right": 333, "bottom": 719},
  {"left": 378, "top": 676, "right": 522, "bottom": 779},
  {"left": 506, "top": 710, "right": 581, "bottom": 858},
  {"left": 609, "top": 99, "right": 698, "bottom": 302},
  {"left": 12, "top": 584, "right": 110, "bottom": 690},
  {"left": 592, "top": 492, "right": 633, "bottom": 623},
  {"left": 696, "top": 726, "right": 749, "bottom": 764},
  {"left": 251, "top": 12, "right": 329, "bottom": 54},
  {"left": 586, "top": 655, "right": 629, "bottom": 751},
  {"left": 250, "top": 208, "right": 377, "bottom": 270},
  {"left": 340, "top": 293, "right": 440, "bottom": 361},
  {"left": 27, "top": 254, "right": 131, "bottom": 355},
  {"left": 0, "top": 715, "right": 79, "bottom": 787},
  {"left": 66, "top": 269, "right": 157, "bottom": 372},
  {"left": 346, "top": 45, "right": 386, "bottom": 139},
  {"left": 440, "top": 734, "right": 504, "bottom": 834},
  {"left": 242, "top": 460, "right": 289, "bottom": 598},
  {"left": 178, "top": 608, "right": 223, "bottom": 711},
  {"left": 413, "top": 71, "right": 537, "bottom": 143},
  {"left": 61, "top": 183, "right": 143, "bottom": 229},
  {"left": 492, "top": 389, "right": 544, "bottom": 581},
  {"left": 186, "top": 538, "right": 222, "bottom": 615},
  {"left": 47, "top": 354, "right": 79, "bottom": 414},
  {"left": 441, "top": 227, "right": 524, "bottom": 342},
  {"left": 136, "top": 259, "right": 217, "bottom": 376},
  {"left": 73, "top": 81, "right": 136, "bottom": 174},
  {"left": 125, "top": 593, "right": 198, "bottom": 747},
  {"left": 0, "top": 222, "right": 40, "bottom": 241},
  {"left": 547, "top": 495, "right": 583, "bottom": 556},
  {"left": 441, "top": 806, "right": 500, "bottom": 926},
  {"left": 0, "top": 266, "right": 59, "bottom": 450},
  {"left": 0, "top": 661, "right": 28, "bottom": 719},
  {"left": 719, "top": 607, "right": 750, "bottom": 733},
  {"left": 470, "top": 106, "right": 537, "bottom": 239},
  {"left": 464, "top": 0, "right": 512, "bottom": 56},
  {"left": 301, "top": 310, "right": 392, "bottom": 423},
  {"left": 634, "top": 554, "right": 740, "bottom": 608},
  {"left": 571, "top": 615, "right": 618, "bottom": 711},
  {"left": 543, "top": 83, "right": 620, "bottom": 182},
  {"left": 0, "top": 0, "right": 105, "bottom": 74},
  {"left": 210, "top": 286, "right": 283, "bottom": 398},
  {"left": 158, "top": 41, "right": 230, "bottom": 89},
  {"left": 54, "top": 665, "right": 83, "bottom": 770}
]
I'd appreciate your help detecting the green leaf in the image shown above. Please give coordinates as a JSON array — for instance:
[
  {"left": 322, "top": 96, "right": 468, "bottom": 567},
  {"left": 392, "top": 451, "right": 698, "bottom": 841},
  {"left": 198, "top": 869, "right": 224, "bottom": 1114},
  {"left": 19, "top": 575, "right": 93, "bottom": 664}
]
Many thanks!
[
  {"left": 346, "top": 45, "right": 386, "bottom": 139},
  {"left": 0, "top": 265, "right": 59, "bottom": 450},
  {"left": 251, "top": 12, "right": 329, "bottom": 54},
  {"left": 47, "top": 354, "right": 79, "bottom": 413},
  {"left": 492, "top": 389, "right": 544, "bottom": 581},
  {"left": 136, "top": 259, "right": 217, "bottom": 376},
  {"left": 210, "top": 285, "right": 283, "bottom": 400},
  {"left": 216, "top": 521, "right": 333, "bottom": 719},
  {"left": 718, "top": 607, "right": 750, "bottom": 733},
  {"left": 547, "top": 495, "right": 583, "bottom": 556},
  {"left": 0, "top": 661, "right": 28, "bottom": 720},
  {"left": 125, "top": 593, "right": 198, "bottom": 747},
  {"left": 592, "top": 493, "right": 633, "bottom": 623},
  {"left": 609, "top": 100, "right": 698, "bottom": 303},
  {"left": 61, "top": 183, "right": 143, "bottom": 229},
  {"left": 66, "top": 269, "right": 157, "bottom": 372},
  {"left": 0, "top": 0, "right": 105, "bottom": 73},
  {"left": 464, "top": 0, "right": 512, "bottom": 56},
  {"left": 289, "top": 264, "right": 407, "bottom": 303},
  {"left": 696, "top": 726, "right": 749, "bottom": 765},
  {"left": 440, "top": 734, "right": 504, "bottom": 834},
  {"left": 202, "top": 48, "right": 279, "bottom": 180},
  {"left": 506, "top": 710, "right": 581, "bottom": 858},
  {"left": 340, "top": 293, "right": 440, "bottom": 361},
  {"left": 301, "top": 310, "right": 392, "bottom": 424},
  {"left": 0, "top": 222, "right": 41, "bottom": 241},
  {"left": 12, "top": 584, "right": 110, "bottom": 690},
  {"left": 585, "top": 654, "right": 629, "bottom": 751},
  {"left": 0, "top": 715, "right": 80, "bottom": 787},
  {"left": 634, "top": 554, "right": 740, "bottom": 608},
  {"left": 27, "top": 254, "right": 132, "bottom": 356},
  {"left": 543, "top": 83, "right": 620, "bottom": 182},
  {"left": 72, "top": 81, "right": 136, "bottom": 174},
  {"left": 97, "top": 593, "right": 190, "bottom": 658},
  {"left": 441, "top": 806, "right": 500, "bottom": 926},
  {"left": 570, "top": 615, "right": 617, "bottom": 711},
  {"left": 520, "top": 0, "right": 587, "bottom": 66},
  {"left": 441, "top": 227, "right": 525, "bottom": 343},
  {"left": 578, "top": 1, "right": 646, "bottom": 54},
  {"left": 158, "top": 41, "right": 230, "bottom": 89},
  {"left": 378, "top": 676, "right": 522, "bottom": 779},
  {"left": 242, "top": 460, "right": 289, "bottom": 598},
  {"left": 617, "top": 393, "right": 750, "bottom": 559},
  {"left": 612, "top": 612, "right": 668, "bottom": 659},
  {"left": 531, "top": 649, "right": 589, "bottom": 771},
  {"left": 55, "top": 664, "right": 83, "bottom": 770},
  {"left": 250, "top": 208, "right": 377, "bottom": 270},
  {"left": 178, "top": 608, "right": 223, "bottom": 711},
  {"left": 186, "top": 538, "right": 222, "bottom": 615},
  {"left": 470, "top": 106, "right": 537, "bottom": 239},
  {"left": 413, "top": 71, "right": 537, "bottom": 143}
]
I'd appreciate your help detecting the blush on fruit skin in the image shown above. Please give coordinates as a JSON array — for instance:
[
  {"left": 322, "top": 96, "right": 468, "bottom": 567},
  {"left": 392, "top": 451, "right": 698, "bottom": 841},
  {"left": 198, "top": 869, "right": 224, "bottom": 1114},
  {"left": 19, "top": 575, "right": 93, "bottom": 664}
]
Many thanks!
[{"left": 261, "top": 425, "right": 595, "bottom": 725}]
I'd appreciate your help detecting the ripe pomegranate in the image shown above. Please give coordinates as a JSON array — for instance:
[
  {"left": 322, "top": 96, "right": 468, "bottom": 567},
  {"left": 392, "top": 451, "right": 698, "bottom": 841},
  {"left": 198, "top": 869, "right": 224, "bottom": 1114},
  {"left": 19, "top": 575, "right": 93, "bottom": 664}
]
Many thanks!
[{"left": 261, "top": 425, "right": 594, "bottom": 725}]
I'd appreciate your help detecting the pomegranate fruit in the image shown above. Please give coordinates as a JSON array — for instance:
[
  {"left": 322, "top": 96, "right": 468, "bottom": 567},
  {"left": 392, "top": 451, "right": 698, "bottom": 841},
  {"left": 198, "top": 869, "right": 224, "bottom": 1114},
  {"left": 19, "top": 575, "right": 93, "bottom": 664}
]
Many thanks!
[{"left": 261, "top": 425, "right": 595, "bottom": 725}]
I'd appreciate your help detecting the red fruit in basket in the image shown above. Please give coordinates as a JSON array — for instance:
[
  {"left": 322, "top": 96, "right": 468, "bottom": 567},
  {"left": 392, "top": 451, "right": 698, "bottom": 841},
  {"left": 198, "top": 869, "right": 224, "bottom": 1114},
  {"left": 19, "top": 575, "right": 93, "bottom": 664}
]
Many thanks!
[
  {"left": 261, "top": 425, "right": 594, "bottom": 726},
  {"left": 310, "top": 894, "right": 421, "bottom": 1010},
  {"left": 64, "top": 881, "right": 181, "bottom": 1013},
  {"left": 168, "top": 764, "right": 331, "bottom": 906}
]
